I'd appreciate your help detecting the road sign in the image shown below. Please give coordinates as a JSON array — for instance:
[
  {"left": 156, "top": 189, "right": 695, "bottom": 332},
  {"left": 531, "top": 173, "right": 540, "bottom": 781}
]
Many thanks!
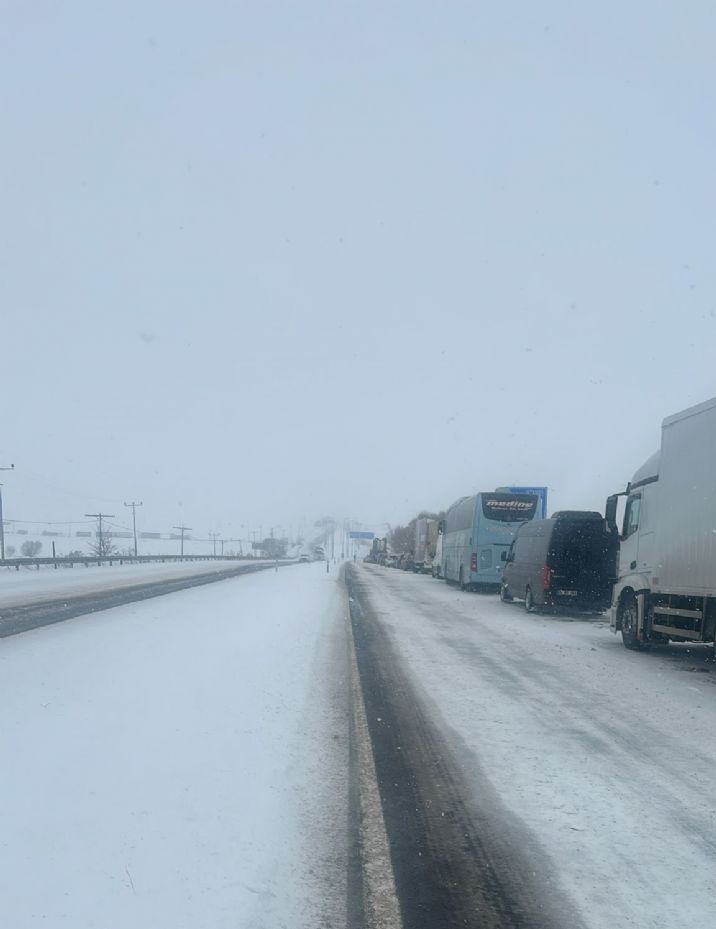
[{"left": 349, "top": 531, "right": 375, "bottom": 540}]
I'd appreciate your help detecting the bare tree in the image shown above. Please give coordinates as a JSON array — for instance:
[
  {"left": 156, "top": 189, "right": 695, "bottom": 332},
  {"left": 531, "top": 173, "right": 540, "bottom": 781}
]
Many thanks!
[
  {"left": 89, "top": 534, "right": 116, "bottom": 557},
  {"left": 20, "top": 540, "right": 42, "bottom": 557},
  {"left": 389, "top": 524, "right": 413, "bottom": 552}
]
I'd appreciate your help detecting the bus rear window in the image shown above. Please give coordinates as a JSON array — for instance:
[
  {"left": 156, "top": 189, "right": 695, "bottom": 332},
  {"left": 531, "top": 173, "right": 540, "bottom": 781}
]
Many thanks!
[{"left": 481, "top": 493, "right": 538, "bottom": 522}]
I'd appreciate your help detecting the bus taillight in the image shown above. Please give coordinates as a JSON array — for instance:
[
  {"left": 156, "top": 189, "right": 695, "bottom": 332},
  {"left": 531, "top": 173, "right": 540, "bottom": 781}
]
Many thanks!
[{"left": 542, "top": 565, "right": 553, "bottom": 590}]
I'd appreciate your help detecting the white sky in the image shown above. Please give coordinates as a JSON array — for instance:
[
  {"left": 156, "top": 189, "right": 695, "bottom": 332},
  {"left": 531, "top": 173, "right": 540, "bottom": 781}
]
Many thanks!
[{"left": 2, "top": 2, "right": 716, "bottom": 539}]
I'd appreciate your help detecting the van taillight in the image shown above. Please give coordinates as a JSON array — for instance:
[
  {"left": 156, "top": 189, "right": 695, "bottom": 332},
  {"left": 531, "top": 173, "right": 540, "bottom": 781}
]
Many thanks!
[
  {"left": 542, "top": 566, "right": 553, "bottom": 590},
  {"left": 470, "top": 553, "right": 477, "bottom": 572}
]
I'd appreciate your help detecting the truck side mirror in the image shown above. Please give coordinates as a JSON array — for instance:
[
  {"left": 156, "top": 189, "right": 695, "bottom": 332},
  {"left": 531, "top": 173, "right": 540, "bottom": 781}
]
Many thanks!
[{"left": 605, "top": 495, "right": 619, "bottom": 532}]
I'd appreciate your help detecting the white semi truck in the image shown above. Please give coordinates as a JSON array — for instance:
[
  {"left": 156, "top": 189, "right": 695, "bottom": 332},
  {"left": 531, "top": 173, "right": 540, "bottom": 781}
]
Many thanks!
[{"left": 607, "top": 397, "right": 716, "bottom": 649}]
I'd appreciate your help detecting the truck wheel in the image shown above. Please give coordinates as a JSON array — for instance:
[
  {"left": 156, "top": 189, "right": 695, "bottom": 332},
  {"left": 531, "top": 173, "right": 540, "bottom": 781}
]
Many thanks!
[
  {"left": 525, "top": 587, "right": 535, "bottom": 613},
  {"left": 459, "top": 568, "right": 466, "bottom": 591},
  {"left": 620, "top": 594, "right": 645, "bottom": 650},
  {"left": 500, "top": 582, "right": 513, "bottom": 603}
]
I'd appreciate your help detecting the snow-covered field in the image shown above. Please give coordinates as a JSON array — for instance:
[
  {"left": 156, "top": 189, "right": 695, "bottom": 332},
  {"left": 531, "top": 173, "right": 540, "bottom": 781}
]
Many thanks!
[
  {"left": 0, "top": 561, "right": 349, "bottom": 929},
  {"left": 355, "top": 564, "right": 716, "bottom": 929},
  {"left": 0, "top": 559, "right": 271, "bottom": 609},
  {"left": 1, "top": 528, "right": 251, "bottom": 561}
]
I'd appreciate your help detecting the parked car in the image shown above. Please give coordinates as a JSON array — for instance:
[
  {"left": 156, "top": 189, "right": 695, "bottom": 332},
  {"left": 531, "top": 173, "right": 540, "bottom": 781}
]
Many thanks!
[
  {"left": 401, "top": 553, "right": 416, "bottom": 572},
  {"left": 500, "top": 511, "right": 618, "bottom": 613},
  {"left": 384, "top": 553, "right": 399, "bottom": 568}
]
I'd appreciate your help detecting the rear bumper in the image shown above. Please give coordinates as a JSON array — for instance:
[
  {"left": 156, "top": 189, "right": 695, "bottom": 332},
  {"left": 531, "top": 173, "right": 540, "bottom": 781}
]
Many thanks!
[
  {"left": 468, "top": 571, "right": 502, "bottom": 586},
  {"left": 544, "top": 592, "right": 611, "bottom": 611}
]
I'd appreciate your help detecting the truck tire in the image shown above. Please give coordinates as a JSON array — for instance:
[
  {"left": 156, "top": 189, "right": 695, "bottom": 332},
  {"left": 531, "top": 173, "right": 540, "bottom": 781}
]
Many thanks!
[
  {"left": 500, "top": 582, "right": 513, "bottom": 602},
  {"left": 525, "top": 586, "right": 535, "bottom": 613},
  {"left": 620, "top": 593, "right": 646, "bottom": 650},
  {"left": 459, "top": 567, "right": 466, "bottom": 591}
]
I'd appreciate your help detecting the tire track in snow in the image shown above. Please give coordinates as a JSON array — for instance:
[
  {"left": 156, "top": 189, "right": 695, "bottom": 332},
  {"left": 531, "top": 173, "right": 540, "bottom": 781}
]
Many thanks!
[
  {"left": 346, "top": 564, "right": 582, "bottom": 929},
  {"left": 345, "top": 569, "right": 403, "bottom": 929}
]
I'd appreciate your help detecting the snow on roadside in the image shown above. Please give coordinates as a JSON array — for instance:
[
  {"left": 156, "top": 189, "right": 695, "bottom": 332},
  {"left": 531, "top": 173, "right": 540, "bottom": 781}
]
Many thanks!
[
  {"left": 0, "top": 559, "right": 271, "bottom": 609},
  {"left": 0, "top": 561, "right": 349, "bottom": 929}
]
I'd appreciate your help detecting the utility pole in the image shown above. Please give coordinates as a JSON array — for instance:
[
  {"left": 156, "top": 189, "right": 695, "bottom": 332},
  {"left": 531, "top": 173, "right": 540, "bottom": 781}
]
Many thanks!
[
  {"left": 85, "top": 512, "right": 115, "bottom": 557},
  {"left": 209, "top": 532, "right": 220, "bottom": 556},
  {"left": 173, "top": 525, "right": 192, "bottom": 558},
  {"left": 124, "top": 501, "right": 143, "bottom": 557},
  {"left": 0, "top": 463, "right": 15, "bottom": 562}
]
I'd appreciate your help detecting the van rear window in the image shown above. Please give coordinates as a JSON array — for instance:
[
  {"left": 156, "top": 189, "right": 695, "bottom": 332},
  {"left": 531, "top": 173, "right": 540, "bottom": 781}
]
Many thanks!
[{"left": 481, "top": 493, "right": 538, "bottom": 522}]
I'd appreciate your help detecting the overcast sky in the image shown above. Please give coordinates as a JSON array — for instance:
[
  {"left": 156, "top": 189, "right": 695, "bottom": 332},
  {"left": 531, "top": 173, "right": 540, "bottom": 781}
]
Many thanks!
[{"left": 2, "top": 1, "right": 716, "bottom": 540}]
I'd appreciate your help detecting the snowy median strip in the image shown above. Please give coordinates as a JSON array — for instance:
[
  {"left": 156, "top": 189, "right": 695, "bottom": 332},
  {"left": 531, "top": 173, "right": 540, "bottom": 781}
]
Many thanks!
[{"left": 349, "top": 605, "right": 403, "bottom": 929}]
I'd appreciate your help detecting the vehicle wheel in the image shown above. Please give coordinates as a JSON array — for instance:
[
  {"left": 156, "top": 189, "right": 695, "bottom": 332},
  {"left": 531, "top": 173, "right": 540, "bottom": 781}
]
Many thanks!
[
  {"left": 499, "top": 582, "right": 513, "bottom": 603},
  {"left": 525, "top": 587, "right": 535, "bottom": 613},
  {"left": 459, "top": 568, "right": 466, "bottom": 591},
  {"left": 620, "top": 594, "right": 646, "bottom": 650}
]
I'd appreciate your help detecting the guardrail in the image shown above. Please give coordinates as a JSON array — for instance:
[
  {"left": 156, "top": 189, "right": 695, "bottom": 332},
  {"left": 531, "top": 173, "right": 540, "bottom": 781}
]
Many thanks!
[{"left": 0, "top": 554, "right": 264, "bottom": 571}]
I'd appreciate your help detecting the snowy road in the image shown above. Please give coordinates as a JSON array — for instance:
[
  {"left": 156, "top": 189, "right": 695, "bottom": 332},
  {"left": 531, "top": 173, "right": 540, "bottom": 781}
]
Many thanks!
[
  {"left": 348, "top": 563, "right": 716, "bottom": 929},
  {"left": 0, "top": 561, "right": 350, "bottom": 929},
  {"left": 4, "top": 559, "right": 714, "bottom": 929}
]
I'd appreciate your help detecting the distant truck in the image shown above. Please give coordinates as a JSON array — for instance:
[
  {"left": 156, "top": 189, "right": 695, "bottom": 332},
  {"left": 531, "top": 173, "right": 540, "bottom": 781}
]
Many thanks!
[
  {"left": 413, "top": 518, "right": 437, "bottom": 573},
  {"left": 432, "top": 520, "right": 445, "bottom": 578},
  {"left": 607, "top": 397, "right": 716, "bottom": 649},
  {"left": 368, "top": 537, "right": 388, "bottom": 563}
]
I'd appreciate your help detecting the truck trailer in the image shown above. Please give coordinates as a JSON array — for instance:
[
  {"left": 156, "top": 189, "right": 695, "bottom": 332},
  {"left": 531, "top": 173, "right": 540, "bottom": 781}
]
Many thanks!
[
  {"left": 413, "top": 517, "right": 437, "bottom": 573},
  {"left": 607, "top": 397, "right": 716, "bottom": 649}
]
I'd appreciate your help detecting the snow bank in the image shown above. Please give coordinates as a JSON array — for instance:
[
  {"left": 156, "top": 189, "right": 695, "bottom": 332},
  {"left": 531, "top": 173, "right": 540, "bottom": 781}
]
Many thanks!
[
  {"left": 0, "top": 559, "right": 271, "bottom": 609},
  {"left": 0, "top": 561, "right": 349, "bottom": 928}
]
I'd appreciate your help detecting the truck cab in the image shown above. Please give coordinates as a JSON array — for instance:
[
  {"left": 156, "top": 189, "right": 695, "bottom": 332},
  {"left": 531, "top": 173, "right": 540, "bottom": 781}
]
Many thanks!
[
  {"left": 607, "top": 451, "right": 659, "bottom": 645},
  {"left": 615, "top": 452, "right": 659, "bottom": 580}
]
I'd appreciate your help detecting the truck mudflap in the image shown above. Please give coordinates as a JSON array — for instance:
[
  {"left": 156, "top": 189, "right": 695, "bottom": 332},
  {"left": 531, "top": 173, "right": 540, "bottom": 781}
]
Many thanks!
[{"left": 609, "top": 605, "right": 619, "bottom": 634}]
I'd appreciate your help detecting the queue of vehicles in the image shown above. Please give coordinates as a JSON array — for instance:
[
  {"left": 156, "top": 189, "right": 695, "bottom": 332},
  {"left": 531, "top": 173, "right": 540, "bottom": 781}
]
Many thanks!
[{"left": 367, "top": 396, "right": 716, "bottom": 651}]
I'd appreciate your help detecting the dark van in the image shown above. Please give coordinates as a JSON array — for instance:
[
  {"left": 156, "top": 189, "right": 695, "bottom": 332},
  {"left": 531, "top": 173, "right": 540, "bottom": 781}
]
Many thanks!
[{"left": 500, "top": 511, "right": 618, "bottom": 613}]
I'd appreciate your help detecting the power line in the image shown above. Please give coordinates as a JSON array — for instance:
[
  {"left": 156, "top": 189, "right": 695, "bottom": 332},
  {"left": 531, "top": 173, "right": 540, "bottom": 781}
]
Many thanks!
[
  {"left": 172, "top": 525, "right": 192, "bottom": 558},
  {"left": 85, "top": 512, "right": 115, "bottom": 557},
  {"left": 124, "top": 501, "right": 143, "bottom": 557},
  {"left": 0, "top": 463, "right": 15, "bottom": 561},
  {"left": 3, "top": 519, "right": 94, "bottom": 526}
]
